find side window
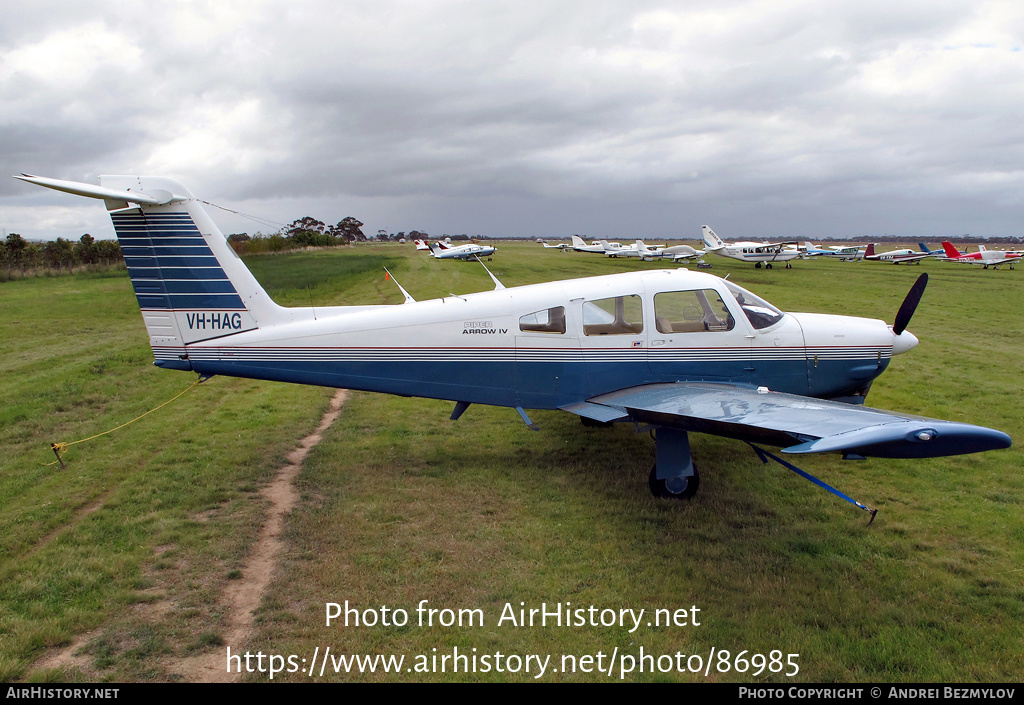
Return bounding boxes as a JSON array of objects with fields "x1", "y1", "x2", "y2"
[
  {"x1": 519, "y1": 306, "x2": 566, "y2": 334},
  {"x1": 582, "y1": 295, "x2": 643, "y2": 336},
  {"x1": 654, "y1": 289, "x2": 735, "y2": 333}
]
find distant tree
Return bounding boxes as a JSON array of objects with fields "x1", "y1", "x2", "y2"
[
  {"x1": 6, "y1": 233, "x2": 27, "y2": 275},
  {"x1": 329, "y1": 217, "x2": 365, "y2": 243},
  {"x1": 74, "y1": 233, "x2": 98, "y2": 265},
  {"x1": 95, "y1": 239, "x2": 122, "y2": 265},
  {"x1": 287, "y1": 217, "x2": 326, "y2": 236},
  {"x1": 43, "y1": 237, "x2": 75, "y2": 273}
]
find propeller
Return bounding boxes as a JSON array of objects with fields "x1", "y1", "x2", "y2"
[{"x1": 893, "y1": 273, "x2": 928, "y2": 336}]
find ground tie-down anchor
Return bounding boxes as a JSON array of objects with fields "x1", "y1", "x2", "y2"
[{"x1": 747, "y1": 443, "x2": 878, "y2": 526}]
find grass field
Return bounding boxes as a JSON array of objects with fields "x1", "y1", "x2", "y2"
[{"x1": 1, "y1": 242, "x2": 1021, "y2": 682}]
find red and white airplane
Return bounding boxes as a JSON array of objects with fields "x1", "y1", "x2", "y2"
[{"x1": 941, "y1": 242, "x2": 1020, "y2": 270}]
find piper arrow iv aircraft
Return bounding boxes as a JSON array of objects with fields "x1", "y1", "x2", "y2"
[
  {"x1": 15, "y1": 174, "x2": 1012, "y2": 519},
  {"x1": 702, "y1": 226, "x2": 801, "y2": 269}
]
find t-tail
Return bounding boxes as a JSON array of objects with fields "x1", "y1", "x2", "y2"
[
  {"x1": 701, "y1": 225, "x2": 725, "y2": 250},
  {"x1": 13, "y1": 174, "x2": 294, "y2": 371}
]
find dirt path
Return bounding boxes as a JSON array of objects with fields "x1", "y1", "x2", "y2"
[
  {"x1": 171, "y1": 389, "x2": 348, "y2": 682},
  {"x1": 34, "y1": 389, "x2": 348, "y2": 681}
]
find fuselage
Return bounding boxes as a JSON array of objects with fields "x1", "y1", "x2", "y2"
[
  {"x1": 707, "y1": 242, "x2": 801, "y2": 264},
  {"x1": 163, "y1": 269, "x2": 900, "y2": 410}
]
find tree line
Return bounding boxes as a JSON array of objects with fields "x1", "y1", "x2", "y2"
[
  {"x1": 1, "y1": 233, "x2": 123, "y2": 279},
  {"x1": 228, "y1": 216, "x2": 368, "y2": 254}
]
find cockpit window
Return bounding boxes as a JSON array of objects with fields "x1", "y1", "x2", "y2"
[
  {"x1": 519, "y1": 306, "x2": 566, "y2": 334},
  {"x1": 654, "y1": 290, "x2": 734, "y2": 332},
  {"x1": 724, "y1": 281, "x2": 784, "y2": 330},
  {"x1": 582, "y1": 295, "x2": 643, "y2": 335}
]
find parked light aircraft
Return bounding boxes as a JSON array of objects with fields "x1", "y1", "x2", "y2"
[
  {"x1": 428, "y1": 240, "x2": 496, "y2": 260},
  {"x1": 540, "y1": 240, "x2": 574, "y2": 250},
  {"x1": 15, "y1": 174, "x2": 1012, "y2": 518},
  {"x1": 612, "y1": 240, "x2": 706, "y2": 263},
  {"x1": 917, "y1": 243, "x2": 946, "y2": 260},
  {"x1": 863, "y1": 244, "x2": 930, "y2": 265},
  {"x1": 797, "y1": 243, "x2": 864, "y2": 261},
  {"x1": 569, "y1": 235, "x2": 624, "y2": 254},
  {"x1": 941, "y1": 242, "x2": 1020, "y2": 270},
  {"x1": 702, "y1": 226, "x2": 800, "y2": 269}
]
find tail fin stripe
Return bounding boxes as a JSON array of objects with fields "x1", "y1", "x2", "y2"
[
  {"x1": 127, "y1": 267, "x2": 230, "y2": 281},
  {"x1": 111, "y1": 210, "x2": 244, "y2": 310}
]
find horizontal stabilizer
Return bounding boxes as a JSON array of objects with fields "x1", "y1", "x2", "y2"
[{"x1": 13, "y1": 174, "x2": 184, "y2": 206}]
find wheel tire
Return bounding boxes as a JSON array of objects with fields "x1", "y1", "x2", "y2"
[{"x1": 649, "y1": 463, "x2": 700, "y2": 500}]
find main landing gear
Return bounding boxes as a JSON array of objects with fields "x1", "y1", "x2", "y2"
[{"x1": 649, "y1": 427, "x2": 700, "y2": 500}]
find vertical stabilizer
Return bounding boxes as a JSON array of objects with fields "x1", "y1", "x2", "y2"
[
  {"x1": 14, "y1": 174, "x2": 293, "y2": 371},
  {"x1": 701, "y1": 225, "x2": 725, "y2": 250}
]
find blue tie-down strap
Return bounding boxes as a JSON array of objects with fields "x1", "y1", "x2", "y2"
[{"x1": 747, "y1": 443, "x2": 878, "y2": 526}]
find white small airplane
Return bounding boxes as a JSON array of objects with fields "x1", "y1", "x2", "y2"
[
  {"x1": 428, "y1": 240, "x2": 496, "y2": 260},
  {"x1": 569, "y1": 235, "x2": 624, "y2": 254},
  {"x1": 702, "y1": 226, "x2": 801, "y2": 269},
  {"x1": 941, "y1": 242, "x2": 1020, "y2": 270},
  {"x1": 797, "y1": 242, "x2": 865, "y2": 260},
  {"x1": 539, "y1": 240, "x2": 574, "y2": 250},
  {"x1": 863, "y1": 244, "x2": 930, "y2": 265},
  {"x1": 610, "y1": 240, "x2": 705, "y2": 263},
  {"x1": 15, "y1": 173, "x2": 1012, "y2": 519}
]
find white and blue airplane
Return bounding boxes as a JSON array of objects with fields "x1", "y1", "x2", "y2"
[
  {"x1": 15, "y1": 174, "x2": 1012, "y2": 518},
  {"x1": 427, "y1": 240, "x2": 496, "y2": 260},
  {"x1": 702, "y1": 226, "x2": 801, "y2": 269}
]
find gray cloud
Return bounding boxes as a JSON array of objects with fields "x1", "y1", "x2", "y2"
[{"x1": 4, "y1": 1, "x2": 1024, "y2": 240}]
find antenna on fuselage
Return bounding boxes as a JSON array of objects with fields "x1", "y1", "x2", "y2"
[
  {"x1": 383, "y1": 267, "x2": 416, "y2": 304},
  {"x1": 474, "y1": 257, "x2": 505, "y2": 290}
]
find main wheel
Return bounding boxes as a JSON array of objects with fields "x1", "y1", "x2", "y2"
[{"x1": 649, "y1": 463, "x2": 700, "y2": 500}]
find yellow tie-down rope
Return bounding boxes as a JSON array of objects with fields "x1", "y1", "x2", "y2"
[{"x1": 47, "y1": 375, "x2": 207, "y2": 468}]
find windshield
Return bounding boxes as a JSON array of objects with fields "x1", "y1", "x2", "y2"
[{"x1": 723, "y1": 281, "x2": 785, "y2": 330}]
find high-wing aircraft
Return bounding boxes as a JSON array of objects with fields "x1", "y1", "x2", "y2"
[
  {"x1": 941, "y1": 242, "x2": 1020, "y2": 269},
  {"x1": 612, "y1": 240, "x2": 706, "y2": 263},
  {"x1": 702, "y1": 226, "x2": 800, "y2": 268},
  {"x1": 823, "y1": 245, "x2": 866, "y2": 261},
  {"x1": 540, "y1": 240, "x2": 574, "y2": 250},
  {"x1": 863, "y1": 243, "x2": 930, "y2": 265},
  {"x1": 15, "y1": 174, "x2": 1012, "y2": 519},
  {"x1": 428, "y1": 240, "x2": 496, "y2": 260}
]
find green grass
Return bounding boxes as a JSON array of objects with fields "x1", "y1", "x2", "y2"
[{"x1": 2, "y1": 241, "x2": 1021, "y2": 682}]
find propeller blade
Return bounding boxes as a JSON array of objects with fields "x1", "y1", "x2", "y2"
[{"x1": 893, "y1": 273, "x2": 928, "y2": 335}]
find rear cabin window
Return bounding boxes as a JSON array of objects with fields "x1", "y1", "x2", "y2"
[
  {"x1": 654, "y1": 289, "x2": 734, "y2": 333},
  {"x1": 519, "y1": 306, "x2": 566, "y2": 334},
  {"x1": 582, "y1": 295, "x2": 643, "y2": 336}
]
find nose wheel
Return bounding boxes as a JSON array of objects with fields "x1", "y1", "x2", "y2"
[{"x1": 649, "y1": 463, "x2": 700, "y2": 499}]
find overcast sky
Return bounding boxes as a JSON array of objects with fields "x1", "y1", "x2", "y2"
[{"x1": 3, "y1": 1, "x2": 1023, "y2": 241}]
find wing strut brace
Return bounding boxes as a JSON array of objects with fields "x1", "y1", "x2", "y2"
[{"x1": 747, "y1": 444, "x2": 878, "y2": 526}]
